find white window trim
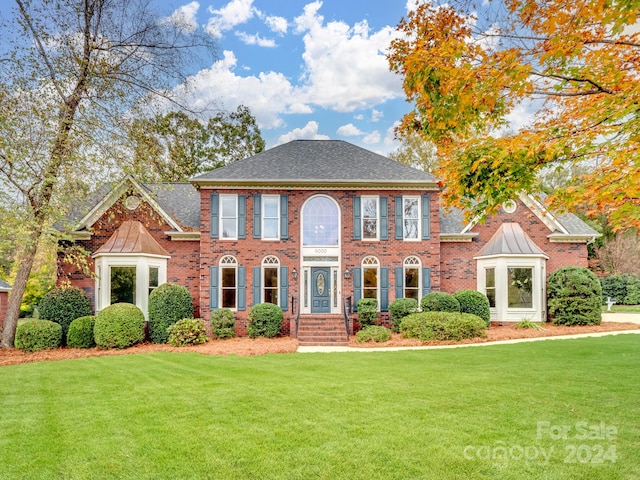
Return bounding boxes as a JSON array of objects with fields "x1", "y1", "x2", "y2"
[
  {"x1": 362, "y1": 255, "x2": 381, "y2": 310},
  {"x1": 220, "y1": 255, "x2": 238, "y2": 311},
  {"x1": 262, "y1": 195, "x2": 280, "y2": 241},
  {"x1": 361, "y1": 195, "x2": 380, "y2": 241},
  {"x1": 220, "y1": 194, "x2": 238, "y2": 240},
  {"x1": 262, "y1": 255, "x2": 280, "y2": 304},
  {"x1": 403, "y1": 196, "x2": 421, "y2": 241}
]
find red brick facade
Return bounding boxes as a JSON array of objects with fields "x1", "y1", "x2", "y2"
[{"x1": 0, "y1": 291, "x2": 8, "y2": 330}]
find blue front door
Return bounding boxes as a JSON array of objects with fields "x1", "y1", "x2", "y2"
[{"x1": 311, "y1": 267, "x2": 331, "y2": 313}]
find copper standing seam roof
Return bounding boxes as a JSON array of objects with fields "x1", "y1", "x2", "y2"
[
  {"x1": 94, "y1": 221, "x2": 170, "y2": 257},
  {"x1": 475, "y1": 222, "x2": 548, "y2": 258}
]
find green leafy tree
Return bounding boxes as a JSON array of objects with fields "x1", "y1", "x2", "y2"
[{"x1": 0, "y1": 0, "x2": 215, "y2": 349}]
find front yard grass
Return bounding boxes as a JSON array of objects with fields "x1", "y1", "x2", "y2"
[{"x1": 1, "y1": 334, "x2": 639, "y2": 479}]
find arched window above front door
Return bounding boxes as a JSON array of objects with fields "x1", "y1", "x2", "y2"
[{"x1": 302, "y1": 196, "x2": 339, "y2": 246}]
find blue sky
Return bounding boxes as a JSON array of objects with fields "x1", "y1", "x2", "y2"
[{"x1": 161, "y1": 0, "x2": 413, "y2": 153}]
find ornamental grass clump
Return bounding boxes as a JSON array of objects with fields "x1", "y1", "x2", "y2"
[
  {"x1": 148, "y1": 283, "x2": 194, "y2": 343},
  {"x1": 14, "y1": 320, "x2": 62, "y2": 352},
  {"x1": 38, "y1": 286, "x2": 91, "y2": 344},
  {"x1": 94, "y1": 303, "x2": 145, "y2": 349},
  {"x1": 247, "y1": 303, "x2": 283, "y2": 338},
  {"x1": 66, "y1": 315, "x2": 96, "y2": 348}
]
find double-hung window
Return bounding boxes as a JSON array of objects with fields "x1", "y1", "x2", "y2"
[
  {"x1": 262, "y1": 195, "x2": 280, "y2": 240},
  {"x1": 220, "y1": 195, "x2": 238, "y2": 239},
  {"x1": 403, "y1": 257, "x2": 421, "y2": 301},
  {"x1": 262, "y1": 256, "x2": 279, "y2": 304},
  {"x1": 361, "y1": 196, "x2": 379, "y2": 240},
  {"x1": 362, "y1": 256, "x2": 380, "y2": 302},
  {"x1": 403, "y1": 196, "x2": 420, "y2": 240},
  {"x1": 220, "y1": 255, "x2": 238, "y2": 309}
]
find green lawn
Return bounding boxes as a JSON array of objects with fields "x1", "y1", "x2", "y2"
[
  {"x1": 1, "y1": 335, "x2": 639, "y2": 479},
  {"x1": 602, "y1": 304, "x2": 640, "y2": 313}
]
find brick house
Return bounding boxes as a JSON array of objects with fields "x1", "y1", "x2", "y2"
[
  {"x1": 0, "y1": 279, "x2": 11, "y2": 330},
  {"x1": 58, "y1": 140, "x2": 599, "y2": 342}
]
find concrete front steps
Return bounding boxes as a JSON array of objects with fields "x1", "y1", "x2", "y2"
[{"x1": 297, "y1": 314, "x2": 349, "y2": 346}]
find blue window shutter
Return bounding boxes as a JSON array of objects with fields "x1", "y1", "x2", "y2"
[
  {"x1": 210, "y1": 194, "x2": 219, "y2": 239},
  {"x1": 394, "y1": 267, "x2": 404, "y2": 300},
  {"x1": 381, "y1": 267, "x2": 389, "y2": 312},
  {"x1": 380, "y1": 197, "x2": 388, "y2": 240},
  {"x1": 253, "y1": 267, "x2": 261, "y2": 305},
  {"x1": 395, "y1": 196, "x2": 403, "y2": 239},
  {"x1": 238, "y1": 195, "x2": 246, "y2": 239},
  {"x1": 238, "y1": 266, "x2": 246, "y2": 310},
  {"x1": 210, "y1": 266, "x2": 219, "y2": 309},
  {"x1": 253, "y1": 195, "x2": 261, "y2": 238},
  {"x1": 421, "y1": 195, "x2": 430, "y2": 240},
  {"x1": 280, "y1": 195, "x2": 289, "y2": 239},
  {"x1": 279, "y1": 266, "x2": 289, "y2": 311},
  {"x1": 353, "y1": 197, "x2": 361, "y2": 240},
  {"x1": 353, "y1": 267, "x2": 362, "y2": 311},
  {"x1": 422, "y1": 267, "x2": 432, "y2": 296}
]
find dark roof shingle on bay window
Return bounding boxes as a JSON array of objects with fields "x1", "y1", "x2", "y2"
[{"x1": 191, "y1": 140, "x2": 438, "y2": 188}]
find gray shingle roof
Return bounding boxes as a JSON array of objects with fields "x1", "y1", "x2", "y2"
[
  {"x1": 191, "y1": 140, "x2": 437, "y2": 186},
  {"x1": 142, "y1": 183, "x2": 200, "y2": 230},
  {"x1": 0, "y1": 279, "x2": 12, "y2": 290}
]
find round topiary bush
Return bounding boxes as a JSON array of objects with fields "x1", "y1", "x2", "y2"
[
  {"x1": 66, "y1": 315, "x2": 96, "y2": 348},
  {"x1": 400, "y1": 311, "x2": 487, "y2": 341},
  {"x1": 211, "y1": 308, "x2": 236, "y2": 339},
  {"x1": 38, "y1": 286, "x2": 91, "y2": 343},
  {"x1": 356, "y1": 298, "x2": 379, "y2": 327},
  {"x1": 94, "y1": 303, "x2": 145, "y2": 349},
  {"x1": 453, "y1": 290, "x2": 491, "y2": 326},
  {"x1": 15, "y1": 320, "x2": 62, "y2": 352},
  {"x1": 148, "y1": 283, "x2": 194, "y2": 343},
  {"x1": 420, "y1": 292, "x2": 460, "y2": 313},
  {"x1": 356, "y1": 325, "x2": 392, "y2": 343},
  {"x1": 167, "y1": 318, "x2": 208, "y2": 347},
  {"x1": 548, "y1": 266, "x2": 602, "y2": 326},
  {"x1": 389, "y1": 298, "x2": 419, "y2": 333},
  {"x1": 247, "y1": 303, "x2": 283, "y2": 338}
]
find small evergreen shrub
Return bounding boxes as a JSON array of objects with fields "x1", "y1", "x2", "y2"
[
  {"x1": 167, "y1": 318, "x2": 208, "y2": 347},
  {"x1": 453, "y1": 290, "x2": 491, "y2": 326},
  {"x1": 211, "y1": 308, "x2": 236, "y2": 339},
  {"x1": 389, "y1": 298, "x2": 419, "y2": 333},
  {"x1": 94, "y1": 303, "x2": 145, "y2": 349},
  {"x1": 148, "y1": 283, "x2": 194, "y2": 343},
  {"x1": 599, "y1": 274, "x2": 634, "y2": 304},
  {"x1": 548, "y1": 266, "x2": 602, "y2": 326},
  {"x1": 356, "y1": 325, "x2": 392, "y2": 343},
  {"x1": 15, "y1": 320, "x2": 62, "y2": 352},
  {"x1": 400, "y1": 311, "x2": 487, "y2": 342},
  {"x1": 38, "y1": 286, "x2": 91, "y2": 343},
  {"x1": 66, "y1": 315, "x2": 96, "y2": 348},
  {"x1": 247, "y1": 303, "x2": 283, "y2": 338},
  {"x1": 420, "y1": 292, "x2": 460, "y2": 313},
  {"x1": 624, "y1": 276, "x2": 640, "y2": 305},
  {"x1": 357, "y1": 298, "x2": 379, "y2": 327}
]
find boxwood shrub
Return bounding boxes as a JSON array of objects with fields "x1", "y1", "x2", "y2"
[
  {"x1": 453, "y1": 290, "x2": 491, "y2": 326},
  {"x1": 148, "y1": 283, "x2": 194, "y2": 343},
  {"x1": 94, "y1": 303, "x2": 145, "y2": 349},
  {"x1": 420, "y1": 292, "x2": 460, "y2": 313},
  {"x1": 400, "y1": 311, "x2": 487, "y2": 342},
  {"x1": 66, "y1": 315, "x2": 96, "y2": 348},
  {"x1": 38, "y1": 286, "x2": 91, "y2": 343},
  {"x1": 356, "y1": 325, "x2": 392, "y2": 343},
  {"x1": 389, "y1": 298, "x2": 419, "y2": 333},
  {"x1": 356, "y1": 298, "x2": 379, "y2": 327},
  {"x1": 548, "y1": 266, "x2": 602, "y2": 326},
  {"x1": 247, "y1": 303, "x2": 283, "y2": 338},
  {"x1": 15, "y1": 320, "x2": 62, "y2": 352},
  {"x1": 167, "y1": 318, "x2": 208, "y2": 347},
  {"x1": 211, "y1": 308, "x2": 236, "y2": 339}
]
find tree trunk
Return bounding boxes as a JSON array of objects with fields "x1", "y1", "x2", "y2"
[{"x1": 1, "y1": 245, "x2": 37, "y2": 349}]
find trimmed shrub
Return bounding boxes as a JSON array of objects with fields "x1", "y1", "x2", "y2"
[
  {"x1": 38, "y1": 286, "x2": 91, "y2": 343},
  {"x1": 211, "y1": 308, "x2": 236, "y2": 339},
  {"x1": 94, "y1": 303, "x2": 145, "y2": 349},
  {"x1": 67, "y1": 315, "x2": 96, "y2": 348},
  {"x1": 356, "y1": 325, "x2": 392, "y2": 343},
  {"x1": 453, "y1": 290, "x2": 491, "y2": 326},
  {"x1": 389, "y1": 298, "x2": 419, "y2": 333},
  {"x1": 167, "y1": 318, "x2": 208, "y2": 347},
  {"x1": 420, "y1": 292, "x2": 460, "y2": 313},
  {"x1": 599, "y1": 274, "x2": 633, "y2": 304},
  {"x1": 15, "y1": 320, "x2": 62, "y2": 352},
  {"x1": 148, "y1": 283, "x2": 194, "y2": 343},
  {"x1": 400, "y1": 311, "x2": 487, "y2": 342},
  {"x1": 548, "y1": 267, "x2": 602, "y2": 326},
  {"x1": 247, "y1": 303, "x2": 283, "y2": 338},
  {"x1": 357, "y1": 298, "x2": 379, "y2": 327},
  {"x1": 624, "y1": 276, "x2": 640, "y2": 305}
]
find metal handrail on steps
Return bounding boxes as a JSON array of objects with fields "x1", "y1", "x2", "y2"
[
  {"x1": 343, "y1": 296, "x2": 352, "y2": 340},
  {"x1": 292, "y1": 295, "x2": 300, "y2": 338}
]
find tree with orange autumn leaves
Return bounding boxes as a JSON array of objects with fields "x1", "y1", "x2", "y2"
[{"x1": 388, "y1": 0, "x2": 640, "y2": 230}]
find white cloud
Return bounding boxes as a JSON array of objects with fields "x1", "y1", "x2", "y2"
[
  {"x1": 336, "y1": 123, "x2": 362, "y2": 136},
  {"x1": 363, "y1": 130, "x2": 381, "y2": 144},
  {"x1": 166, "y1": 1, "x2": 200, "y2": 33},
  {"x1": 385, "y1": 122, "x2": 401, "y2": 145},
  {"x1": 265, "y1": 15, "x2": 288, "y2": 35},
  {"x1": 278, "y1": 121, "x2": 329, "y2": 143},
  {"x1": 236, "y1": 31, "x2": 277, "y2": 47},
  {"x1": 371, "y1": 109, "x2": 383, "y2": 122},
  {"x1": 206, "y1": 0, "x2": 258, "y2": 38}
]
